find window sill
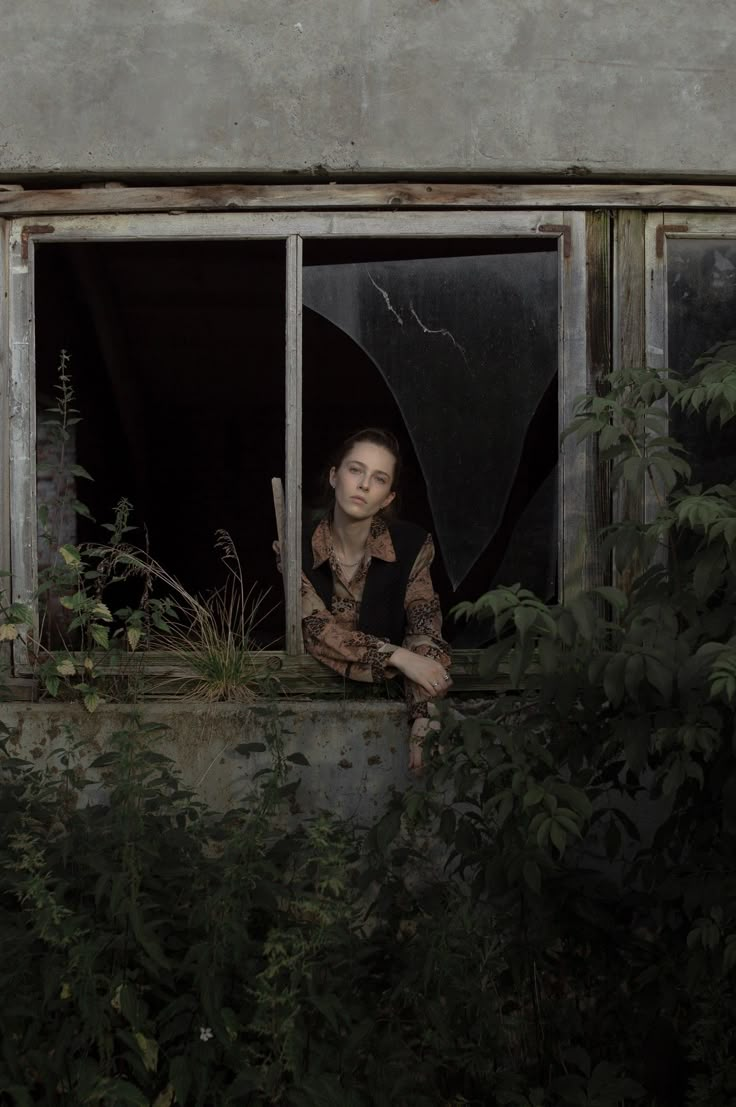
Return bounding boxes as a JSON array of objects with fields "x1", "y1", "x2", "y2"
[{"x1": 6, "y1": 648, "x2": 501, "y2": 701}]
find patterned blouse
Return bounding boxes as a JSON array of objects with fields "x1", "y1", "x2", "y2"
[{"x1": 301, "y1": 515, "x2": 451, "y2": 721}]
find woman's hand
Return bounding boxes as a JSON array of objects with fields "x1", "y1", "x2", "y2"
[{"x1": 389, "y1": 647, "x2": 452, "y2": 698}]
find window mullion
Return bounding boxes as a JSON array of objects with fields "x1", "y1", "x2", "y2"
[
  {"x1": 8, "y1": 227, "x2": 38, "y2": 670},
  {"x1": 284, "y1": 234, "x2": 304, "y2": 654},
  {"x1": 559, "y1": 211, "x2": 588, "y2": 600},
  {"x1": 0, "y1": 219, "x2": 10, "y2": 585},
  {"x1": 644, "y1": 214, "x2": 666, "y2": 528}
]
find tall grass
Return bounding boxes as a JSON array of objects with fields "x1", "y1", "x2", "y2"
[{"x1": 119, "y1": 531, "x2": 276, "y2": 702}]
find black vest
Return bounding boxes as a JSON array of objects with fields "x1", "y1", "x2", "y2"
[{"x1": 303, "y1": 518, "x2": 427, "y2": 645}]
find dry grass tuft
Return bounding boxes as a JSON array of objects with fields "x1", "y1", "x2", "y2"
[{"x1": 118, "y1": 531, "x2": 276, "y2": 702}]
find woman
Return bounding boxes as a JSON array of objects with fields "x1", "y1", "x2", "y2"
[{"x1": 298, "y1": 428, "x2": 451, "y2": 770}]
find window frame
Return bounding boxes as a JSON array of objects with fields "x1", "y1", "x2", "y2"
[
  {"x1": 645, "y1": 212, "x2": 736, "y2": 372},
  {"x1": 3, "y1": 208, "x2": 589, "y2": 679},
  {"x1": 643, "y1": 213, "x2": 736, "y2": 522}
]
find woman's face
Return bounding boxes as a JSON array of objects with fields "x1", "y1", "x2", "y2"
[{"x1": 330, "y1": 441, "x2": 397, "y2": 521}]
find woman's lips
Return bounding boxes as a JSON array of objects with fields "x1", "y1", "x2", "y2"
[{"x1": 350, "y1": 496, "x2": 367, "y2": 504}]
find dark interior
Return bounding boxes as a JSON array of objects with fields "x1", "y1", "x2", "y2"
[{"x1": 35, "y1": 238, "x2": 559, "y2": 649}]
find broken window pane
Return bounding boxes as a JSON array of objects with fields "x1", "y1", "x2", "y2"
[
  {"x1": 302, "y1": 239, "x2": 559, "y2": 640},
  {"x1": 667, "y1": 239, "x2": 736, "y2": 485}
]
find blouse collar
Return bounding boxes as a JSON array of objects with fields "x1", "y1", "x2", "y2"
[{"x1": 310, "y1": 514, "x2": 396, "y2": 569}]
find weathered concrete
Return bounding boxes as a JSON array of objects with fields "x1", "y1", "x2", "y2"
[
  {"x1": 1, "y1": 0, "x2": 734, "y2": 179},
  {"x1": 0, "y1": 700, "x2": 411, "y2": 820}
]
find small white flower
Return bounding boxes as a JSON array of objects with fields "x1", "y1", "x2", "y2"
[{"x1": 199, "y1": 1026, "x2": 214, "y2": 1042}]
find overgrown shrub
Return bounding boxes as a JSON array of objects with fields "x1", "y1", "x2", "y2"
[
  {"x1": 398, "y1": 351, "x2": 736, "y2": 1104},
  {"x1": 3, "y1": 354, "x2": 736, "y2": 1105}
]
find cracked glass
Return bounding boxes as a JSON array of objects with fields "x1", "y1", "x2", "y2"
[{"x1": 302, "y1": 239, "x2": 559, "y2": 638}]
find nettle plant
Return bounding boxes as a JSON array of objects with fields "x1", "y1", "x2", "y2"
[
  {"x1": 381, "y1": 351, "x2": 736, "y2": 1104},
  {"x1": 0, "y1": 352, "x2": 164, "y2": 709},
  {"x1": 34, "y1": 496, "x2": 171, "y2": 712}
]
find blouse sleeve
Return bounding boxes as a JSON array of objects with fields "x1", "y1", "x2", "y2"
[
  {"x1": 301, "y1": 572, "x2": 398, "y2": 684},
  {"x1": 402, "y1": 534, "x2": 452, "y2": 721}
]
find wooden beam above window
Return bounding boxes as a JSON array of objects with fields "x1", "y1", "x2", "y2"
[{"x1": 3, "y1": 182, "x2": 736, "y2": 218}]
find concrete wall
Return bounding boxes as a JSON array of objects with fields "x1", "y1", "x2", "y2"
[
  {"x1": 1, "y1": 0, "x2": 733, "y2": 179},
  {"x1": 0, "y1": 700, "x2": 413, "y2": 820}
]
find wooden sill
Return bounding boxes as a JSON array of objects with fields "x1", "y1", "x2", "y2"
[{"x1": 5, "y1": 648, "x2": 502, "y2": 702}]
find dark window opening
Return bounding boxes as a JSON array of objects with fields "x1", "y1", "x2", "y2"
[
  {"x1": 34, "y1": 241, "x2": 286, "y2": 648},
  {"x1": 668, "y1": 238, "x2": 736, "y2": 487}
]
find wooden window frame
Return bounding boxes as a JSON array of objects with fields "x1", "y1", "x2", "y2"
[
  {"x1": 640, "y1": 214, "x2": 736, "y2": 524},
  {"x1": 2, "y1": 206, "x2": 592, "y2": 691},
  {"x1": 645, "y1": 211, "x2": 736, "y2": 371}
]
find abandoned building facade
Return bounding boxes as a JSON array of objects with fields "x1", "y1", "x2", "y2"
[{"x1": 2, "y1": 0, "x2": 736, "y2": 811}]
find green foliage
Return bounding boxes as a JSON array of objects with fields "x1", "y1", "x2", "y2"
[
  {"x1": 3, "y1": 353, "x2": 273, "y2": 710},
  {"x1": 442, "y1": 355, "x2": 736, "y2": 1104},
  {"x1": 5, "y1": 354, "x2": 736, "y2": 1103},
  {"x1": 113, "y1": 531, "x2": 276, "y2": 703}
]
